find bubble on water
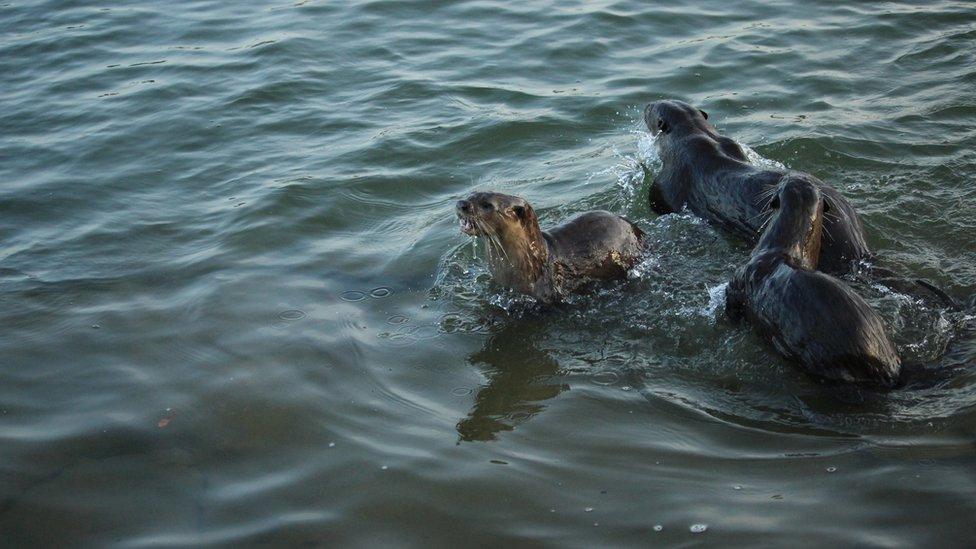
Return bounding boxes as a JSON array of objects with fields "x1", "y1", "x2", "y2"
[
  {"x1": 653, "y1": 525, "x2": 663, "y2": 532},
  {"x1": 328, "y1": 442, "x2": 335, "y2": 448},
  {"x1": 585, "y1": 507, "x2": 594, "y2": 513},
  {"x1": 277, "y1": 309, "x2": 307, "y2": 321},
  {"x1": 826, "y1": 466, "x2": 837, "y2": 473},
  {"x1": 438, "y1": 312, "x2": 462, "y2": 333},
  {"x1": 621, "y1": 385, "x2": 632, "y2": 391},
  {"x1": 451, "y1": 387, "x2": 473, "y2": 396},
  {"x1": 370, "y1": 287, "x2": 392, "y2": 298},
  {"x1": 381, "y1": 465, "x2": 388, "y2": 470},
  {"x1": 690, "y1": 523, "x2": 708, "y2": 534},
  {"x1": 733, "y1": 485, "x2": 742, "y2": 490},
  {"x1": 384, "y1": 331, "x2": 418, "y2": 347},
  {"x1": 340, "y1": 290, "x2": 366, "y2": 302},
  {"x1": 591, "y1": 371, "x2": 620, "y2": 386},
  {"x1": 387, "y1": 314, "x2": 408, "y2": 325}
]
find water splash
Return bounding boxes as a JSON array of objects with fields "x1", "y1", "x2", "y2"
[
  {"x1": 705, "y1": 282, "x2": 729, "y2": 321},
  {"x1": 627, "y1": 249, "x2": 660, "y2": 280},
  {"x1": 740, "y1": 142, "x2": 787, "y2": 170}
]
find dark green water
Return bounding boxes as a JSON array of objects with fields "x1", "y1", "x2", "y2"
[{"x1": 2, "y1": 1, "x2": 975, "y2": 546}]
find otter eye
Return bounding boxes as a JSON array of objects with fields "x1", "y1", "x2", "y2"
[
  {"x1": 770, "y1": 196, "x2": 780, "y2": 209},
  {"x1": 657, "y1": 119, "x2": 670, "y2": 134},
  {"x1": 511, "y1": 205, "x2": 525, "y2": 218},
  {"x1": 699, "y1": 109, "x2": 708, "y2": 120},
  {"x1": 481, "y1": 201, "x2": 493, "y2": 211},
  {"x1": 823, "y1": 200, "x2": 831, "y2": 213}
]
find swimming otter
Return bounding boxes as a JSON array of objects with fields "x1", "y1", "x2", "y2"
[
  {"x1": 456, "y1": 192, "x2": 645, "y2": 303},
  {"x1": 643, "y1": 99, "x2": 869, "y2": 274},
  {"x1": 725, "y1": 176, "x2": 901, "y2": 387}
]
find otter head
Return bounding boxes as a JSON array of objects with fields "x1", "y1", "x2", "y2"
[
  {"x1": 456, "y1": 191, "x2": 538, "y2": 241},
  {"x1": 456, "y1": 192, "x2": 549, "y2": 287},
  {"x1": 643, "y1": 99, "x2": 711, "y2": 138},
  {"x1": 757, "y1": 178, "x2": 829, "y2": 269},
  {"x1": 455, "y1": 192, "x2": 549, "y2": 285}
]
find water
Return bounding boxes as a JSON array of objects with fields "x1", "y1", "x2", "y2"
[{"x1": 2, "y1": 1, "x2": 975, "y2": 546}]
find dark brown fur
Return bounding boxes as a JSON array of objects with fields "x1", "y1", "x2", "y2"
[
  {"x1": 456, "y1": 192, "x2": 645, "y2": 303},
  {"x1": 726, "y1": 177, "x2": 901, "y2": 387}
]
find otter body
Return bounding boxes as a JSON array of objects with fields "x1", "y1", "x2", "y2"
[
  {"x1": 726, "y1": 177, "x2": 900, "y2": 387},
  {"x1": 457, "y1": 192, "x2": 644, "y2": 303},
  {"x1": 644, "y1": 100, "x2": 870, "y2": 274}
]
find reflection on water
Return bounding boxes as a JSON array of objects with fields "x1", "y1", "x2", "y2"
[
  {"x1": 2, "y1": 0, "x2": 976, "y2": 545},
  {"x1": 457, "y1": 320, "x2": 568, "y2": 442}
]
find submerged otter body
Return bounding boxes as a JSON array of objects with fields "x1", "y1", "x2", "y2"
[
  {"x1": 726, "y1": 177, "x2": 901, "y2": 387},
  {"x1": 456, "y1": 192, "x2": 644, "y2": 303},
  {"x1": 644, "y1": 100, "x2": 870, "y2": 274}
]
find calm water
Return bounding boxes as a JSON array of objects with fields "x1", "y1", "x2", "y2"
[{"x1": 2, "y1": 1, "x2": 975, "y2": 546}]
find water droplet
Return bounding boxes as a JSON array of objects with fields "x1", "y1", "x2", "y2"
[
  {"x1": 826, "y1": 466, "x2": 836, "y2": 473},
  {"x1": 328, "y1": 442, "x2": 335, "y2": 448},
  {"x1": 277, "y1": 309, "x2": 307, "y2": 321},
  {"x1": 370, "y1": 287, "x2": 392, "y2": 298},
  {"x1": 91, "y1": 324, "x2": 100, "y2": 329},
  {"x1": 550, "y1": 508, "x2": 555, "y2": 513},
  {"x1": 585, "y1": 507, "x2": 594, "y2": 513},
  {"x1": 690, "y1": 523, "x2": 708, "y2": 533},
  {"x1": 340, "y1": 290, "x2": 366, "y2": 302},
  {"x1": 653, "y1": 524, "x2": 663, "y2": 532},
  {"x1": 621, "y1": 385, "x2": 632, "y2": 391},
  {"x1": 381, "y1": 465, "x2": 388, "y2": 470},
  {"x1": 733, "y1": 485, "x2": 742, "y2": 490}
]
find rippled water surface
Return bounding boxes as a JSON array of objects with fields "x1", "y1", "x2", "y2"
[{"x1": 2, "y1": 1, "x2": 976, "y2": 546}]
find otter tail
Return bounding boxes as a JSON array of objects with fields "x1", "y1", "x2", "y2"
[
  {"x1": 867, "y1": 264, "x2": 964, "y2": 311},
  {"x1": 914, "y1": 279, "x2": 964, "y2": 311}
]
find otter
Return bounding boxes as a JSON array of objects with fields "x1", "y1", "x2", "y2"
[
  {"x1": 725, "y1": 176, "x2": 901, "y2": 387},
  {"x1": 456, "y1": 192, "x2": 645, "y2": 303},
  {"x1": 643, "y1": 99, "x2": 869, "y2": 274}
]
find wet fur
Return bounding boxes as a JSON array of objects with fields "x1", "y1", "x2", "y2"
[
  {"x1": 457, "y1": 192, "x2": 645, "y2": 304},
  {"x1": 644, "y1": 99, "x2": 870, "y2": 274},
  {"x1": 726, "y1": 177, "x2": 901, "y2": 387}
]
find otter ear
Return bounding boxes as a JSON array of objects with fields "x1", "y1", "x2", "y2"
[
  {"x1": 657, "y1": 118, "x2": 670, "y2": 134},
  {"x1": 699, "y1": 109, "x2": 708, "y2": 120},
  {"x1": 511, "y1": 205, "x2": 526, "y2": 219},
  {"x1": 511, "y1": 203, "x2": 534, "y2": 224}
]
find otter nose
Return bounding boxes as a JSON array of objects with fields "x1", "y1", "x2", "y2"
[{"x1": 456, "y1": 200, "x2": 471, "y2": 213}]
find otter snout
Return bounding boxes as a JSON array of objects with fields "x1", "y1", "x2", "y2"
[
  {"x1": 643, "y1": 103, "x2": 658, "y2": 134},
  {"x1": 456, "y1": 199, "x2": 477, "y2": 235}
]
